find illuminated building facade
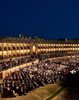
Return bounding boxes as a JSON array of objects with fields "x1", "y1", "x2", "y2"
[{"x1": 0, "y1": 38, "x2": 79, "y2": 59}]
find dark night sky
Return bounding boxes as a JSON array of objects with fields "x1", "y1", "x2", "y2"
[{"x1": 0, "y1": 0, "x2": 79, "y2": 39}]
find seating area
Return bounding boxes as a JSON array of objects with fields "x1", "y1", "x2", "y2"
[
  {"x1": 0, "y1": 55, "x2": 79, "y2": 98},
  {"x1": 0, "y1": 56, "x2": 34, "y2": 71}
]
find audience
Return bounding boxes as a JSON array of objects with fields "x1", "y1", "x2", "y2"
[
  {"x1": 0, "y1": 55, "x2": 79, "y2": 98},
  {"x1": 0, "y1": 56, "x2": 34, "y2": 71}
]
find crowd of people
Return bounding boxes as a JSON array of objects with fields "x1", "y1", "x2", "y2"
[
  {"x1": 0, "y1": 56, "x2": 34, "y2": 71},
  {"x1": 0, "y1": 55, "x2": 79, "y2": 98}
]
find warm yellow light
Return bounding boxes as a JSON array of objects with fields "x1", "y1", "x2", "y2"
[
  {"x1": 0, "y1": 51, "x2": 2, "y2": 55},
  {"x1": 3, "y1": 51, "x2": 7, "y2": 55},
  {"x1": 33, "y1": 46, "x2": 36, "y2": 52}
]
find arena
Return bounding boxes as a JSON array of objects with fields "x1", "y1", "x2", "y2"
[{"x1": 0, "y1": 37, "x2": 79, "y2": 100}]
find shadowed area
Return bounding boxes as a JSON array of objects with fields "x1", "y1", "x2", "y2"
[
  {"x1": 53, "y1": 88, "x2": 79, "y2": 100},
  {"x1": 53, "y1": 71, "x2": 79, "y2": 100}
]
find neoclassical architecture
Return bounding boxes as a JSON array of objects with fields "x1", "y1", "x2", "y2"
[{"x1": 0, "y1": 37, "x2": 79, "y2": 59}]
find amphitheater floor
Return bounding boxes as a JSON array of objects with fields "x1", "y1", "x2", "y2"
[
  {"x1": 0, "y1": 83, "x2": 60, "y2": 100},
  {"x1": 52, "y1": 87, "x2": 79, "y2": 100}
]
